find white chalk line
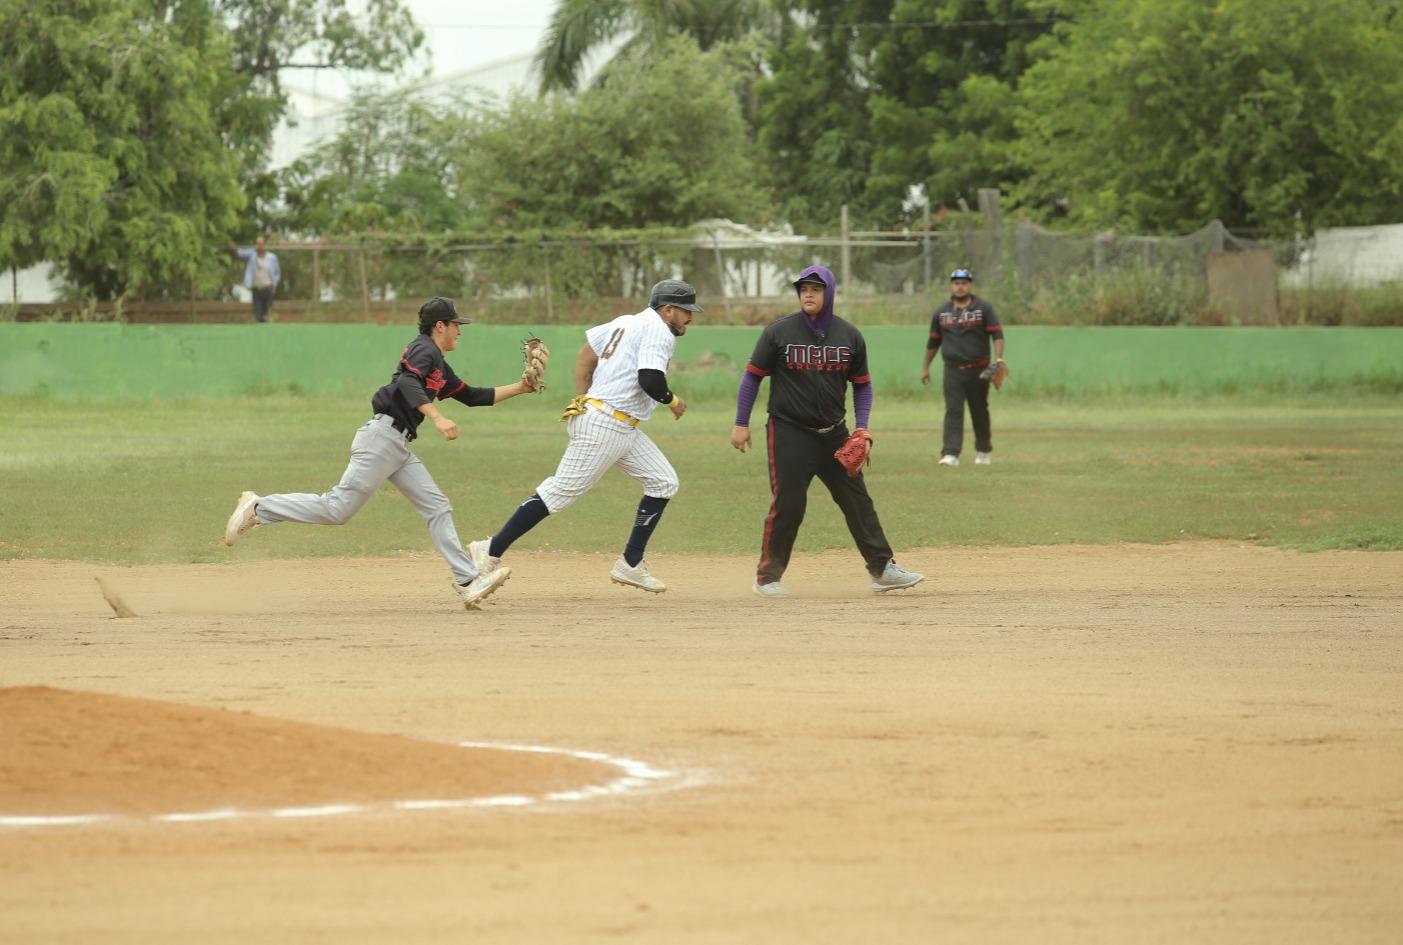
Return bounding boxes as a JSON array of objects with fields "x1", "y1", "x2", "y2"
[{"x1": 1, "y1": 740, "x2": 701, "y2": 829}]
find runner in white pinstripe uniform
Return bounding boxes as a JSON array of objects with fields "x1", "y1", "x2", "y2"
[{"x1": 468, "y1": 280, "x2": 701, "y2": 594}]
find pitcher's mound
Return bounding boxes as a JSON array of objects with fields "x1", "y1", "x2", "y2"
[{"x1": 0, "y1": 687, "x2": 616, "y2": 818}]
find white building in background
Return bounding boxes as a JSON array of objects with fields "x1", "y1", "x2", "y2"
[
  {"x1": 271, "y1": 51, "x2": 537, "y2": 170},
  {"x1": 1280, "y1": 223, "x2": 1403, "y2": 288}
]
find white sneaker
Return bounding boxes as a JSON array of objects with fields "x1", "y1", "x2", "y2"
[
  {"x1": 457, "y1": 566, "x2": 511, "y2": 609},
  {"x1": 468, "y1": 538, "x2": 501, "y2": 576},
  {"x1": 872, "y1": 561, "x2": 924, "y2": 593},
  {"x1": 223, "y1": 491, "x2": 261, "y2": 546},
  {"x1": 753, "y1": 581, "x2": 790, "y2": 598},
  {"x1": 974, "y1": 451, "x2": 992, "y2": 465},
  {"x1": 611, "y1": 557, "x2": 666, "y2": 593},
  {"x1": 938, "y1": 455, "x2": 960, "y2": 467}
]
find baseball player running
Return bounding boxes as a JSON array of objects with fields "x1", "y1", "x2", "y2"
[
  {"x1": 467, "y1": 280, "x2": 701, "y2": 594},
  {"x1": 221, "y1": 298, "x2": 547, "y2": 609},
  {"x1": 730, "y1": 265, "x2": 924, "y2": 598}
]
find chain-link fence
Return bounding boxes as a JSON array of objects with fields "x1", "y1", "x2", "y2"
[{"x1": 11, "y1": 218, "x2": 1400, "y2": 325}]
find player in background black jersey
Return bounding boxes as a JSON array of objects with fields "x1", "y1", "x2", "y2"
[
  {"x1": 921, "y1": 268, "x2": 1006, "y2": 466},
  {"x1": 730, "y1": 265, "x2": 924, "y2": 598}
]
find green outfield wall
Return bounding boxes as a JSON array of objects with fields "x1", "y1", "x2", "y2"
[{"x1": 2, "y1": 324, "x2": 1400, "y2": 401}]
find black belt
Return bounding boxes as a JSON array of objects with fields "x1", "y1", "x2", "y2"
[{"x1": 373, "y1": 413, "x2": 412, "y2": 435}]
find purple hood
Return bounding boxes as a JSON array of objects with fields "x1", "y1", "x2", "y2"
[{"x1": 792, "y1": 264, "x2": 836, "y2": 339}]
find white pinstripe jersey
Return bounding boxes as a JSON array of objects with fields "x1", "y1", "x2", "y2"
[{"x1": 584, "y1": 308, "x2": 676, "y2": 421}]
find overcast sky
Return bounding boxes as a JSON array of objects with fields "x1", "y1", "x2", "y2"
[
  {"x1": 404, "y1": 0, "x2": 558, "y2": 76},
  {"x1": 287, "y1": 0, "x2": 559, "y2": 101}
]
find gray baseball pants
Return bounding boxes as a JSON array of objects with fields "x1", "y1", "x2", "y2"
[{"x1": 255, "y1": 414, "x2": 477, "y2": 585}]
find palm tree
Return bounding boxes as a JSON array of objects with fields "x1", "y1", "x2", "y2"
[{"x1": 535, "y1": 0, "x2": 770, "y2": 93}]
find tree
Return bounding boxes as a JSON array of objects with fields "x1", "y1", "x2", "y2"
[
  {"x1": 275, "y1": 89, "x2": 474, "y2": 300},
  {"x1": 536, "y1": 0, "x2": 770, "y2": 92},
  {"x1": 0, "y1": 0, "x2": 424, "y2": 300},
  {"x1": 1011, "y1": 0, "x2": 1403, "y2": 236},
  {"x1": 214, "y1": 0, "x2": 425, "y2": 230},
  {"x1": 462, "y1": 36, "x2": 770, "y2": 230},
  {"x1": 0, "y1": 0, "x2": 247, "y2": 300},
  {"x1": 755, "y1": 0, "x2": 1057, "y2": 230},
  {"x1": 277, "y1": 90, "x2": 470, "y2": 237}
]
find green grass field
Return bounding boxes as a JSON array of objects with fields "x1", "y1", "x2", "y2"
[{"x1": 2, "y1": 394, "x2": 1399, "y2": 564}]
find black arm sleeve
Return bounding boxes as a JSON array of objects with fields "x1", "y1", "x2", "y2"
[
  {"x1": 637, "y1": 368, "x2": 673, "y2": 404},
  {"x1": 449, "y1": 385, "x2": 496, "y2": 408}
]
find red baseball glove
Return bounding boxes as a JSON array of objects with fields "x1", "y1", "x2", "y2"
[
  {"x1": 834, "y1": 428, "x2": 874, "y2": 477},
  {"x1": 979, "y1": 358, "x2": 1008, "y2": 390}
]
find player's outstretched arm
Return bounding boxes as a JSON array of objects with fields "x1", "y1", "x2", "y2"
[{"x1": 488, "y1": 380, "x2": 535, "y2": 403}]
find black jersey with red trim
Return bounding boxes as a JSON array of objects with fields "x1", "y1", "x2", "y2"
[
  {"x1": 369, "y1": 335, "x2": 494, "y2": 439},
  {"x1": 746, "y1": 312, "x2": 871, "y2": 430},
  {"x1": 927, "y1": 296, "x2": 1004, "y2": 365}
]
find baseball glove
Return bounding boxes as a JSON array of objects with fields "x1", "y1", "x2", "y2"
[
  {"x1": 559, "y1": 393, "x2": 588, "y2": 422},
  {"x1": 979, "y1": 358, "x2": 1008, "y2": 390},
  {"x1": 521, "y1": 336, "x2": 550, "y2": 392},
  {"x1": 834, "y1": 428, "x2": 874, "y2": 477}
]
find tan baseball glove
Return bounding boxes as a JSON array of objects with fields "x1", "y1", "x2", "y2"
[{"x1": 521, "y1": 336, "x2": 550, "y2": 392}]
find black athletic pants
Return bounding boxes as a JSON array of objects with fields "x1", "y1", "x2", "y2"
[
  {"x1": 942, "y1": 364, "x2": 992, "y2": 457},
  {"x1": 252, "y1": 287, "x2": 275, "y2": 323},
  {"x1": 756, "y1": 417, "x2": 894, "y2": 584}
]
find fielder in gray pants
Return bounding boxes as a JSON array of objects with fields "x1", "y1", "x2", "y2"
[{"x1": 222, "y1": 297, "x2": 547, "y2": 609}]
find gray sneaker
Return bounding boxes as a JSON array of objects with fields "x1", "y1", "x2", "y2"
[
  {"x1": 611, "y1": 557, "x2": 666, "y2": 593},
  {"x1": 457, "y1": 566, "x2": 511, "y2": 609},
  {"x1": 753, "y1": 581, "x2": 790, "y2": 598},
  {"x1": 223, "y1": 491, "x2": 261, "y2": 546},
  {"x1": 871, "y1": 561, "x2": 924, "y2": 593},
  {"x1": 468, "y1": 538, "x2": 500, "y2": 576},
  {"x1": 938, "y1": 454, "x2": 960, "y2": 467}
]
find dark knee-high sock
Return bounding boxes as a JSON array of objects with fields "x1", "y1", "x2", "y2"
[
  {"x1": 623, "y1": 495, "x2": 670, "y2": 567},
  {"x1": 490, "y1": 494, "x2": 550, "y2": 558}
]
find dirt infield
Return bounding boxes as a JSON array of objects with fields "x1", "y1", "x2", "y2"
[{"x1": 2, "y1": 544, "x2": 1401, "y2": 943}]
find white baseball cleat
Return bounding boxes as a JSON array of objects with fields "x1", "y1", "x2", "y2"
[
  {"x1": 458, "y1": 566, "x2": 511, "y2": 609},
  {"x1": 872, "y1": 561, "x2": 924, "y2": 593},
  {"x1": 223, "y1": 491, "x2": 262, "y2": 546},
  {"x1": 610, "y1": 557, "x2": 666, "y2": 593},
  {"x1": 974, "y1": 451, "x2": 992, "y2": 465},
  {"x1": 752, "y1": 581, "x2": 790, "y2": 598},
  {"x1": 938, "y1": 454, "x2": 960, "y2": 467},
  {"x1": 468, "y1": 538, "x2": 501, "y2": 576}
]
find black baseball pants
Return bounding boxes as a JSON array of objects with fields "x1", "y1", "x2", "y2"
[
  {"x1": 252, "y1": 287, "x2": 275, "y2": 323},
  {"x1": 942, "y1": 364, "x2": 992, "y2": 457},
  {"x1": 756, "y1": 417, "x2": 894, "y2": 584}
]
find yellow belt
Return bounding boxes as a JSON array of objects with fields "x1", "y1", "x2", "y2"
[{"x1": 586, "y1": 397, "x2": 641, "y2": 427}]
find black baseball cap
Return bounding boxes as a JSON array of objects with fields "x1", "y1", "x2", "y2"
[
  {"x1": 649, "y1": 279, "x2": 704, "y2": 313},
  {"x1": 418, "y1": 297, "x2": 472, "y2": 326},
  {"x1": 950, "y1": 268, "x2": 973, "y2": 281}
]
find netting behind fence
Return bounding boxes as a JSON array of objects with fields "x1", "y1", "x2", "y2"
[{"x1": 12, "y1": 220, "x2": 1401, "y2": 325}]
